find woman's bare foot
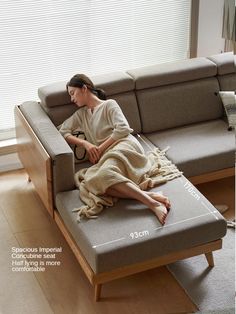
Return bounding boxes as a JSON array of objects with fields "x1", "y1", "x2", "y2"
[
  {"x1": 145, "y1": 191, "x2": 171, "y2": 210},
  {"x1": 150, "y1": 202, "x2": 168, "y2": 225}
]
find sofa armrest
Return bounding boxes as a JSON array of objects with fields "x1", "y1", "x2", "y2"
[{"x1": 15, "y1": 101, "x2": 75, "y2": 216}]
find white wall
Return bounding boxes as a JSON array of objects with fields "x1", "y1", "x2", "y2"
[{"x1": 197, "y1": 0, "x2": 225, "y2": 57}]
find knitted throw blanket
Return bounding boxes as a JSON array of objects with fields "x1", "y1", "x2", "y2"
[{"x1": 73, "y1": 138, "x2": 182, "y2": 222}]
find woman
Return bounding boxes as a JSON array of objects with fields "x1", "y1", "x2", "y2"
[{"x1": 59, "y1": 74, "x2": 177, "y2": 225}]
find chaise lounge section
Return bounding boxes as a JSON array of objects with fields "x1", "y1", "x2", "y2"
[{"x1": 15, "y1": 52, "x2": 235, "y2": 301}]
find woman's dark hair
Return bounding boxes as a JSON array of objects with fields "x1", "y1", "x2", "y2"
[{"x1": 66, "y1": 74, "x2": 107, "y2": 100}]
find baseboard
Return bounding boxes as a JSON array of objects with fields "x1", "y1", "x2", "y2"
[{"x1": 0, "y1": 153, "x2": 23, "y2": 173}]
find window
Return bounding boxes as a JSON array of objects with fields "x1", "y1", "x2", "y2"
[{"x1": 0, "y1": 0, "x2": 191, "y2": 139}]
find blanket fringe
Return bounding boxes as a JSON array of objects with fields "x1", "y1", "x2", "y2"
[{"x1": 72, "y1": 206, "x2": 98, "y2": 222}]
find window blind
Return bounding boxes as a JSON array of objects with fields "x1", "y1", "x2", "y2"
[{"x1": 0, "y1": 0, "x2": 191, "y2": 137}]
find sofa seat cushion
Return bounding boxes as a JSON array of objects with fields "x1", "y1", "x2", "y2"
[
  {"x1": 56, "y1": 177, "x2": 226, "y2": 274},
  {"x1": 145, "y1": 119, "x2": 235, "y2": 177}
]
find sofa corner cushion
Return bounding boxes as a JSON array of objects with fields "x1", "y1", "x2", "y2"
[
  {"x1": 38, "y1": 71, "x2": 135, "y2": 108},
  {"x1": 126, "y1": 57, "x2": 217, "y2": 90},
  {"x1": 55, "y1": 178, "x2": 226, "y2": 274},
  {"x1": 208, "y1": 52, "x2": 236, "y2": 75}
]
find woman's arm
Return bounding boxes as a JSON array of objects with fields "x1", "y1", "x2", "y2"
[
  {"x1": 107, "y1": 100, "x2": 133, "y2": 141},
  {"x1": 59, "y1": 112, "x2": 80, "y2": 139},
  {"x1": 65, "y1": 134, "x2": 85, "y2": 146},
  {"x1": 94, "y1": 100, "x2": 133, "y2": 161},
  {"x1": 66, "y1": 135, "x2": 100, "y2": 164},
  {"x1": 66, "y1": 135, "x2": 116, "y2": 165},
  {"x1": 59, "y1": 111, "x2": 100, "y2": 164},
  {"x1": 97, "y1": 136, "x2": 116, "y2": 155}
]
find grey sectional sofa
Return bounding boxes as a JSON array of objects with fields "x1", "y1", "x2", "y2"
[{"x1": 15, "y1": 52, "x2": 235, "y2": 301}]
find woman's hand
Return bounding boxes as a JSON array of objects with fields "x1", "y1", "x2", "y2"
[
  {"x1": 98, "y1": 137, "x2": 116, "y2": 155},
  {"x1": 83, "y1": 141, "x2": 101, "y2": 164},
  {"x1": 82, "y1": 136, "x2": 117, "y2": 164}
]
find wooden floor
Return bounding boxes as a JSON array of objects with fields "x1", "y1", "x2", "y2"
[{"x1": 0, "y1": 169, "x2": 234, "y2": 314}]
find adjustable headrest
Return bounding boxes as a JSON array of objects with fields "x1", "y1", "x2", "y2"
[
  {"x1": 208, "y1": 52, "x2": 236, "y2": 75},
  {"x1": 126, "y1": 57, "x2": 217, "y2": 90},
  {"x1": 38, "y1": 71, "x2": 135, "y2": 108}
]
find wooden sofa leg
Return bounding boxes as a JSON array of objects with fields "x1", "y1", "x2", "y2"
[
  {"x1": 94, "y1": 284, "x2": 102, "y2": 301},
  {"x1": 205, "y1": 252, "x2": 214, "y2": 267},
  {"x1": 28, "y1": 176, "x2": 31, "y2": 182}
]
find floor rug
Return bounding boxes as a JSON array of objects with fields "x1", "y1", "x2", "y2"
[{"x1": 167, "y1": 228, "x2": 235, "y2": 313}]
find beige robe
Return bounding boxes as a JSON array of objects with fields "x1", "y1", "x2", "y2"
[
  {"x1": 59, "y1": 99, "x2": 182, "y2": 221},
  {"x1": 59, "y1": 99, "x2": 134, "y2": 144}
]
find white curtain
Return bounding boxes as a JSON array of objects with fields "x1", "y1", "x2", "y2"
[
  {"x1": 0, "y1": 0, "x2": 191, "y2": 137},
  {"x1": 222, "y1": 0, "x2": 236, "y2": 52}
]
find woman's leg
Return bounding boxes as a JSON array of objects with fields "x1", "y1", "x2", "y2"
[
  {"x1": 106, "y1": 182, "x2": 168, "y2": 224},
  {"x1": 107, "y1": 187, "x2": 170, "y2": 208},
  {"x1": 105, "y1": 187, "x2": 129, "y2": 199}
]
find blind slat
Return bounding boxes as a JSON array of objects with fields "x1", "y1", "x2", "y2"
[{"x1": 0, "y1": 0, "x2": 191, "y2": 133}]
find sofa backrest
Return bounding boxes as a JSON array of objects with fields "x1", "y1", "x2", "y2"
[
  {"x1": 127, "y1": 57, "x2": 224, "y2": 133},
  {"x1": 38, "y1": 71, "x2": 142, "y2": 134},
  {"x1": 38, "y1": 53, "x2": 235, "y2": 136},
  {"x1": 208, "y1": 52, "x2": 236, "y2": 91}
]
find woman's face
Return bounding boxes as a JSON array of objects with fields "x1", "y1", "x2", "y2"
[{"x1": 68, "y1": 86, "x2": 86, "y2": 107}]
